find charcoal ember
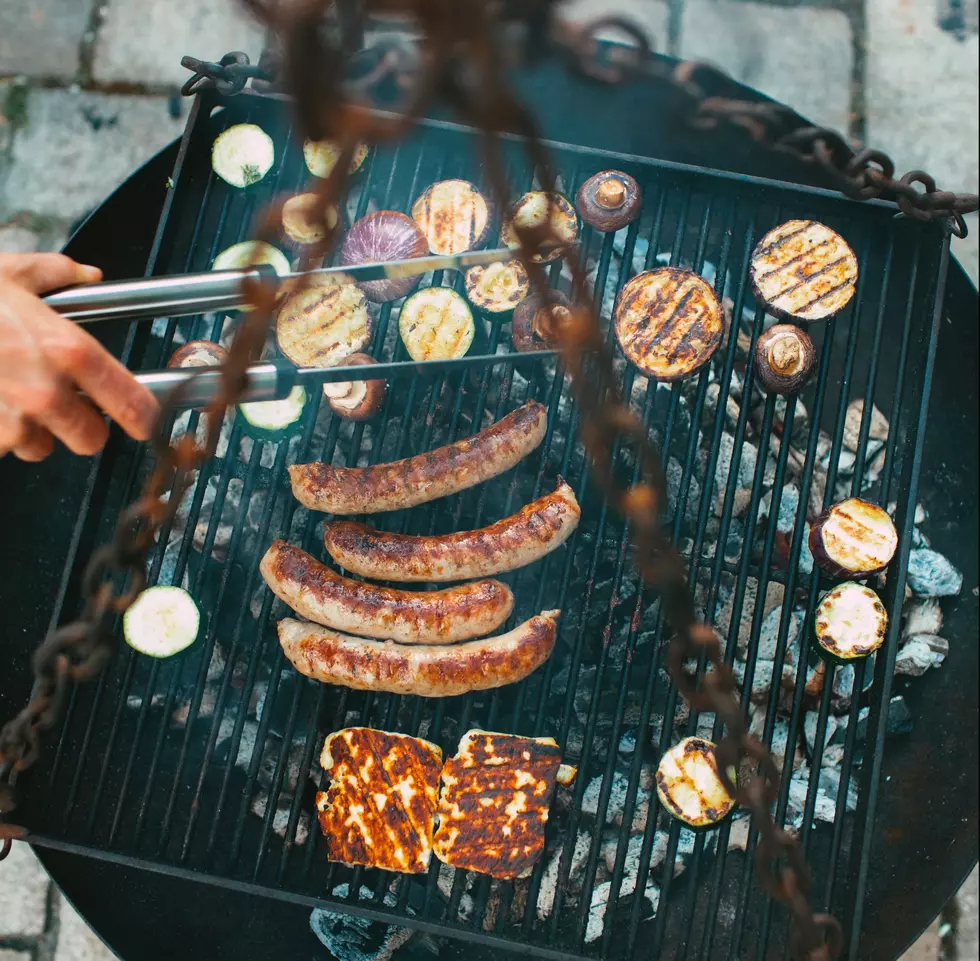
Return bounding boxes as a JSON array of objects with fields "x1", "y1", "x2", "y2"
[
  {"x1": 911, "y1": 526, "x2": 931, "y2": 548},
  {"x1": 798, "y1": 525, "x2": 815, "y2": 576},
  {"x1": 748, "y1": 712, "x2": 796, "y2": 772},
  {"x1": 618, "y1": 731, "x2": 637, "y2": 756},
  {"x1": 758, "y1": 484, "x2": 801, "y2": 534},
  {"x1": 732, "y1": 658, "x2": 776, "y2": 701},
  {"x1": 666, "y1": 457, "x2": 702, "y2": 524},
  {"x1": 906, "y1": 549, "x2": 963, "y2": 597},
  {"x1": 171, "y1": 688, "x2": 218, "y2": 726},
  {"x1": 808, "y1": 469, "x2": 828, "y2": 523},
  {"x1": 310, "y1": 885, "x2": 414, "y2": 961},
  {"x1": 804, "y1": 712, "x2": 841, "y2": 756},
  {"x1": 831, "y1": 663, "x2": 856, "y2": 714},
  {"x1": 712, "y1": 434, "x2": 758, "y2": 515},
  {"x1": 702, "y1": 382, "x2": 742, "y2": 432},
  {"x1": 585, "y1": 876, "x2": 659, "y2": 944},
  {"x1": 250, "y1": 792, "x2": 310, "y2": 845},
  {"x1": 437, "y1": 864, "x2": 475, "y2": 922},
  {"x1": 537, "y1": 831, "x2": 593, "y2": 920},
  {"x1": 193, "y1": 476, "x2": 244, "y2": 561},
  {"x1": 696, "y1": 714, "x2": 717, "y2": 740},
  {"x1": 581, "y1": 770, "x2": 652, "y2": 827},
  {"x1": 843, "y1": 399, "x2": 889, "y2": 452},
  {"x1": 749, "y1": 606, "x2": 805, "y2": 661},
  {"x1": 788, "y1": 763, "x2": 858, "y2": 826},
  {"x1": 716, "y1": 578, "x2": 785, "y2": 654},
  {"x1": 723, "y1": 486, "x2": 754, "y2": 520},
  {"x1": 895, "y1": 634, "x2": 949, "y2": 676},
  {"x1": 903, "y1": 598, "x2": 943, "y2": 637},
  {"x1": 860, "y1": 445, "x2": 888, "y2": 490},
  {"x1": 774, "y1": 394, "x2": 809, "y2": 444}
]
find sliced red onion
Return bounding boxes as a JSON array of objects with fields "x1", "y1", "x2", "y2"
[{"x1": 340, "y1": 211, "x2": 428, "y2": 303}]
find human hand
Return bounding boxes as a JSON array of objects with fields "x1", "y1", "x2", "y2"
[{"x1": 0, "y1": 253, "x2": 159, "y2": 461}]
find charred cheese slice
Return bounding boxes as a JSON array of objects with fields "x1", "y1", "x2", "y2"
[
  {"x1": 315, "y1": 727, "x2": 443, "y2": 874},
  {"x1": 432, "y1": 729, "x2": 562, "y2": 880}
]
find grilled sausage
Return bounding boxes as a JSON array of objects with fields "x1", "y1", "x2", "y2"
[
  {"x1": 277, "y1": 610, "x2": 560, "y2": 696},
  {"x1": 288, "y1": 400, "x2": 548, "y2": 515},
  {"x1": 260, "y1": 540, "x2": 513, "y2": 643},
  {"x1": 323, "y1": 479, "x2": 581, "y2": 582}
]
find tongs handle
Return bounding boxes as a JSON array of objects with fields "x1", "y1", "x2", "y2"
[{"x1": 43, "y1": 266, "x2": 276, "y2": 324}]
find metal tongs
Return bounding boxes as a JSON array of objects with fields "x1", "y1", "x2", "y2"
[{"x1": 45, "y1": 246, "x2": 550, "y2": 406}]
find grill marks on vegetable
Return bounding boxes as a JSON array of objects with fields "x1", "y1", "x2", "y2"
[
  {"x1": 814, "y1": 583, "x2": 888, "y2": 661},
  {"x1": 275, "y1": 280, "x2": 372, "y2": 368},
  {"x1": 411, "y1": 180, "x2": 490, "y2": 255},
  {"x1": 655, "y1": 736, "x2": 736, "y2": 829},
  {"x1": 750, "y1": 220, "x2": 858, "y2": 321}
]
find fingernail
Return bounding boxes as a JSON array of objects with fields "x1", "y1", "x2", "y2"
[{"x1": 80, "y1": 264, "x2": 103, "y2": 281}]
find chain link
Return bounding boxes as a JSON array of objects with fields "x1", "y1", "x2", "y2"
[{"x1": 1, "y1": 4, "x2": 967, "y2": 957}]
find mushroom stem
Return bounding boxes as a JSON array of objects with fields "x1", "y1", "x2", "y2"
[
  {"x1": 534, "y1": 304, "x2": 571, "y2": 341},
  {"x1": 768, "y1": 333, "x2": 802, "y2": 374},
  {"x1": 595, "y1": 178, "x2": 626, "y2": 209}
]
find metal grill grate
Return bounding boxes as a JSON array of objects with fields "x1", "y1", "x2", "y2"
[{"x1": 15, "y1": 90, "x2": 949, "y2": 960}]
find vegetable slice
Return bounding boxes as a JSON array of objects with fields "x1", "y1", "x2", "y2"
[
  {"x1": 655, "y1": 736, "x2": 736, "y2": 829},
  {"x1": 464, "y1": 260, "x2": 529, "y2": 316},
  {"x1": 399, "y1": 287, "x2": 475, "y2": 362},
  {"x1": 303, "y1": 139, "x2": 369, "y2": 179},
  {"x1": 239, "y1": 385, "x2": 307, "y2": 433},
  {"x1": 123, "y1": 586, "x2": 200, "y2": 658},
  {"x1": 212, "y1": 240, "x2": 290, "y2": 277},
  {"x1": 211, "y1": 123, "x2": 275, "y2": 188},
  {"x1": 809, "y1": 497, "x2": 898, "y2": 579},
  {"x1": 411, "y1": 180, "x2": 491, "y2": 255},
  {"x1": 814, "y1": 582, "x2": 888, "y2": 661},
  {"x1": 340, "y1": 211, "x2": 429, "y2": 303},
  {"x1": 500, "y1": 191, "x2": 578, "y2": 262},
  {"x1": 276, "y1": 278, "x2": 373, "y2": 368},
  {"x1": 281, "y1": 192, "x2": 339, "y2": 248}
]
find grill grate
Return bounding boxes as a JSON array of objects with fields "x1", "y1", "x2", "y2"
[{"x1": 16, "y1": 90, "x2": 949, "y2": 960}]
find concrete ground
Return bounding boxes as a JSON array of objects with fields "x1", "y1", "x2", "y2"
[{"x1": 0, "y1": 1, "x2": 977, "y2": 959}]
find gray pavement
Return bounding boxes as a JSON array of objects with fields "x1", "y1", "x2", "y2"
[{"x1": 1, "y1": 1, "x2": 978, "y2": 959}]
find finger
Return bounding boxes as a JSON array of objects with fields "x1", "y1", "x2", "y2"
[
  {"x1": 20, "y1": 376, "x2": 109, "y2": 456},
  {"x1": 0, "y1": 253, "x2": 102, "y2": 294},
  {"x1": 52, "y1": 326, "x2": 158, "y2": 441},
  {"x1": 12, "y1": 419, "x2": 55, "y2": 462}
]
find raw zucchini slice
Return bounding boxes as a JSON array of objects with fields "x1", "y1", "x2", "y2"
[
  {"x1": 212, "y1": 240, "x2": 291, "y2": 277},
  {"x1": 123, "y1": 586, "x2": 201, "y2": 658},
  {"x1": 211, "y1": 124, "x2": 275, "y2": 188},
  {"x1": 239, "y1": 386, "x2": 307, "y2": 433}
]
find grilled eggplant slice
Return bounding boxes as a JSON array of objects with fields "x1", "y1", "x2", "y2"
[
  {"x1": 211, "y1": 123, "x2": 274, "y2": 188},
  {"x1": 500, "y1": 191, "x2": 578, "y2": 262},
  {"x1": 280, "y1": 192, "x2": 339, "y2": 249},
  {"x1": 411, "y1": 179, "x2": 491, "y2": 255},
  {"x1": 303, "y1": 139, "x2": 369, "y2": 179},
  {"x1": 276, "y1": 278, "x2": 372, "y2": 368},
  {"x1": 512, "y1": 291, "x2": 572, "y2": 352},
  {"x1": 754, "y1": 324, "x2": 817, "y2": 394},
  {"x1": 340, "y1": 211, "x2": 429, "y2": 303},
  {"x1": 464, "y1": 260, "x2": 530, "y2": 317},
  {"x1": 750, "y1": 220, "x2": 858, "y2": 322},
  {"x1": 809, "y1": 497, "x2": 898, "y2": 579},
  {"x1": 322, "y1": 353, "x2": 387, "y2": 421},
  {"x1": 576, "y1": 170, "x2": 642, "y2": 232},
  {"x1": 399, "y1": 286, "x2": 475, "y2": 361},
  {"x1": 656, "y1": 737, "x2": 736, "y2": 829},
  {"x1": 614, "y1": 267, "x2": 723, "y2": 381},
  {"x1": 814, "y1": 582, "x2": 888, "y2": 661}
]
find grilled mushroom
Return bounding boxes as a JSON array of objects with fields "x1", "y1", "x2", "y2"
[
  {"x1": 750, "y1": 220, "x2": 858, "y2": 322},
  {"x1": 168, "y1": 341, "x2": 229, "y2": 413},
  {"x1": 814, "y1": 583, "x2": 888, "y2": 661},
  {"x1": 576, "y1": 170, "x2": 642, "y2": 232},
  {"x1": 323, "y1": 354, "x2": 387, "y2": 421},
  {"x1": 500, "y1": 192, "x2": 578, "y2": 262},
  {"x1": 809, "y1": 497, "x2": 898, "y2": 579},
  {"x1": 754, "y1": 324, "x2": 817, "y2": 394},
  {"x1": 512, "y1": 291, "x2": 572, "y2": 352},
  {"x1": 464, "y1": 260, "x2": 530, "y2": 317},
  {"x1": 340, "y1": 211, "x2": 429, "y2": 303},
  {"x1": 656, "y1": 737, "x2": 736, "y2": 829},
  {"x1": 411, "y1": 180, "x2": 491, "y2": 255},
  {"x1": 614, "y1": 268, "x2": 723, "y2": 381},
  {"x1": 303, "y1": 139, "x2": 369, "y2": 179},
  {"x1": 280, "y1": 193, "x2": 339, "y2": 249},
  {"x1": 211, "y1": 123, "x2": 274, "y2": 188},
  {"x1": 276, "y1": 278, "x2": 373, "y2": 368}
]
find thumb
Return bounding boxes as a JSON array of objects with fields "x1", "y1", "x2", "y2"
[{"x1": 0, "y1": 253, "x2": 102, "y2": 294}]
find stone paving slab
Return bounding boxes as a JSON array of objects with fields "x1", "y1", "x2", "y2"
[
  {"x1": 0, "y1": 224, "x2": 41, "y2": 252},
  {"x1": 0, "y1": 0, "x2": 91, "y2": 80},
  {"x1": 0, "y1": 89, "x2": 184, "y2": 222},
  {"x1": 680, "y1": 0, "x2": 854, "y2": 135},
  {"x1": 0, "y1": 950, "x2": 32, "y2": 961},
  {"x1": 0, "y1": 841, "x2": 49, "y2": 938},
  {"x1": 93, "y1": 0, "x2": 266, "y2": 88},
  {"x1": 559, "y1": 0, "x2": 671, "y2": 47},
  {"x1": 53, "y1": 890, "x2": 118, "y2": 961}
]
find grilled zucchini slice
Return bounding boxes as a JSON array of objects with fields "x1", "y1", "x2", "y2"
[
  {"x1": 399, "y1": 287, "x2": 475, "y2": 362},
  {"x1": 123, "y1": 586, "x2": 200, "y2": 658},
  {"x1": 656, "y1": 736, "x2": 736, "y2": 829},
  {"x1": 238, "y1": 386, "x2": 307, "y2": 434},
  {"x1": 814, "y1": 582, "x2": 888, "y2": 662},
  {"x1": 464, "y1": 260, "x2": 530, "y2": 317},
  {"x1": 211, "y1": 240, "x2": 290, "y2": 278}
]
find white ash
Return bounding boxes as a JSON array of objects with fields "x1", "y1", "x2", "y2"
[
  {"x1": 727, "y1": 813, "x2": 753, "y2": 853},
  {"x1": 831, "y1": 664, "x2": 856, "y2": 714},
  {"x1": 895, "y1": 634, "x2": 949, "y2": 676},
  {"x1": 536, "y1": 831, "x2": 593, "y2": 920},
  {"x1": 758, "y1": 484, "x2": 801, "y2": 534},
  {"x1": 581, "y1": 770, "x2": 652, "y2": 826},
  {"x1": 906, "y1": 549, "x2": 963, "y2": 597},
  {"x1": 903, "y1": 598, "x2": 943, "y2": 637},
  {"x1": 618, "y1": 731, "x2": 637, "y2": 756},
  {"x1": 250, "y1": 792, "x2": 310, "y2": 845},
  {"x1": 750, "y1": 606, "x2": 805, "y2": 661},
  {"x1": 712, "y1": 434, "x2": 758, "y2": 514},
  {"x1": 804, "y1": 712, "x2": 842, "y2": 756},
  {"x1": 437, "y1": 864, "x2": 475, "y2": 922},
  {"x1": 843, "y1": 399, "x2": 889, "y2": 451},
  {"x1": 666, "y1": 457, "x2": 702, "y2": 524},
  {"x1": 786, "y1": 763, "x2": 858, "y2": 829},
  {"x1": 798, "y1": 525, "x2": 815, "y2": 576},
  {"x1": 585, "y1": 877, "x2": 659, "y2": 944}
]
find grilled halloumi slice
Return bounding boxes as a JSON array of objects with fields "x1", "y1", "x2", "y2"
[
  {"x1": 614, "y1": 267, "x2": 723, "y2": 381},
  {"x1": 750, "y1": 219, "x2": 858, "y2": 322},
  {"x1": 655, "y1": 736, "x2": 736, "y2": 829},
  {"x1": 432, "y1": 729, "x2": 562, "y2": 880},
  {"x1": 315, "y1": 727, "x2": 443, "y2": 874}
]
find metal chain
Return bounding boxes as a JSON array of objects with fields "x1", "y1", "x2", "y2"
[{"x1": 0, "y1": 4, "x2": 966, "y2": 956}]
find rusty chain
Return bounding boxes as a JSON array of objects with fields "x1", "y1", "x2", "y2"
[{"x1": 1, "y1": 2, "x2": 972, "y2": 955}]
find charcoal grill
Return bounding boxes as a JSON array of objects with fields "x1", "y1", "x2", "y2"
[{"x1": 1, "y1": 77, "x2": 965, "y2": 961}]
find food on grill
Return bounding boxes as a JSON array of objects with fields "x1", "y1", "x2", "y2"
[
  {"x1": 614, "y1": 268, "x2": 724, "y2": 381},
  {"x1": 464, "y1": 260, "x2": 530, "y2": 317},
  {"x1": 167, "y1": 340, "x2": 228, "y2": 370},
  {"x1": 323, "y1": 478, "x2": 580, "y2": 582},
  {"x1": 123, "y1": 586, "x2": 200, "y2": 658},
  {"x1": 398, "y1": 286, "x2": 475, "y2": 362},
  {"x1": 275, "y1": 277, "x2": 372, "y2": 368},
  {"x1": 322, "y1": 353, "x2": 387, "y2": 421},
  {"x1": 500, "y1": 191, "x2": 578, "y2": 262},
  {"x1": 289, "y1": 399, "x2": 547, "y2": 514},
  {"x1": 750, "y1": 220, "x2": 858, "y2": 322},
  {"x1": 260, "y1": 540, "x2": 514, "y2": 643},
  {"x1": 512, "y1": 291, "x2": 572, "y2": 352},
  {"x1": 211, "y1": 240, "x2": 291, "y2": 280},
  {"x1": 340, "y1": 210, "x2": 429, "y2": 303},
  {"x1": 432, "y1": 730, "x2": 563, "y2": 879},
  {"x1": 238, "y1": 386, "x2": 307, "y2": 434},
  {"x1": 411, "y1": 179, "x2": 491, "y2": 255},
  {"x1": 278, "y1": 610, "x2": 559, "y2": 697},
  {"x1": 809, "y1": 497, "x2": 898, "y2": 579},
  {"x1": 754, "y1": 324, "x2": 817, "y2": 394},
  {"x1": 655, "y1": 736, "x2": 736, "y2": 829},
  {"x1": 303, "y1": 138, "x2": 369, "y2": 179},
  {"x1": 211, "y1": 123, "x2": 274, "y2": 188},
  {"x1": 814, "y1": 583, "x2": 888, "y2": 661},
  {"x1": 280, "y1": 192, "x2": 339, "y2": 248},
  {"x1": 575, "y1": 170, "x2": 642, "y2": 232},
  {"x1": 315, "y1": 727, "x2": 442, "y2": 873}
]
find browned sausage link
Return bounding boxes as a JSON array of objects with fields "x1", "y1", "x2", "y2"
[
  {"x1": 323, "y1": 479, "x2": 581, "y2": 582},
  {"x1": 277, "y1": 611, "x2": 560, "y2": 697},
  {"x1": 259, "y1": 540, "x2": 514, "y2": 643},
  {"x1": 288, "y1": 399, "x2": 548, "y2": 514}
]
